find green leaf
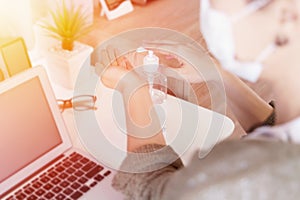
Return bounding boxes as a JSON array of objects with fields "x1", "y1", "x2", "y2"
[{"x1": 38, "y1": 0, "x2": 91, "y2": 46}]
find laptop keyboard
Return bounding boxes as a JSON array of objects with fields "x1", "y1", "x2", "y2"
[{"x1": 6, "y1": 152, "x2": 112, "y2": 200}]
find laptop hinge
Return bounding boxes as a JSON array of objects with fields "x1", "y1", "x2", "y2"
[{"x1": 0, "y1": 154, "x2": 64, "y2": 199}]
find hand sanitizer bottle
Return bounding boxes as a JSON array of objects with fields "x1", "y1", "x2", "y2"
[
  {"x1": 143, "y1": 50, "x2": 167, "y2": 104},
  {"x1": 143, "y1": 50, "x2": 159, "y2": 73}
]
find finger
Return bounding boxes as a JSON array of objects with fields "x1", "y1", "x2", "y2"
[
  {"x1": 156, "y1": 52, "x2": 183, "y2": 68},
  {"x1": 91, "y1": 47, "x2": 102, "y2": 66},
  {"x1": 101, "y1": 49, "x2": 110, "y2": 67},
  {"x1": 124, "y1": 59, "x2": 133, "y2": 70},
  {"x1": 114, "y1": 48, "x2": 122, "y2": 66},
  {"x1": 109, "y1": 48, "x2": 121, "y2": 67},
  {"x1": 106, "y1": 45, "x2": 115, "y2": 65},
  {"x1": 116, "y1": 56, "x2": 131, "y2": 69},
  {"x1": 95, "y1": 62, "x2": 106, "y2": 76}
]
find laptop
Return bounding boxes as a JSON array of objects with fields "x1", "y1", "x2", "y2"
[{"x1": 0, "y1": 66, "x2": 123, "y2": 200}]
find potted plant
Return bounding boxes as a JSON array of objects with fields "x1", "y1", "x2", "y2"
[
  {"x1": 38, "y1": 0, "x2": 94, "y2": 89},
  {"x1": 40, "y1": 0, "x2": 91, "y2": 51}
]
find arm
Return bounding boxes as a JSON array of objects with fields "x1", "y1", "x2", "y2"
[
  {"x1": 122, "y1": 81, "x2": 166, "y2": 152},
  {"x1": 220, "y1": 69, "x2": 274, "y2": 132},
  {"x1": 101, "y1": 61, "x2": 183, "y2": 200},
  {"x1": 100, "y1": 64, "x2": 166, "y2": 152}
]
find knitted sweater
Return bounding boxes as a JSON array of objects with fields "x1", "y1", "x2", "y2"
[{"x1": 112, "y1": 140, "x2": 300, "y2": 200}]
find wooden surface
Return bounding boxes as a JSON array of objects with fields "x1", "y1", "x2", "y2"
[
  {"x1": 80, "y1": 0, "x2": 203, "y2": 47},
  {"x1": 79, "y1": 0, "x2": 274, "y2": 139}
]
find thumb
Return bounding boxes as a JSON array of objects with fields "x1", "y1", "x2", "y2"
[{"x1": 95, "y1": 62, "x2": 106, "y2": 76}]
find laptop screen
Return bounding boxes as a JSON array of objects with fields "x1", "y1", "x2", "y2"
[{"x1": 0, "y1": 77, "x2": 62, "y2": 183}]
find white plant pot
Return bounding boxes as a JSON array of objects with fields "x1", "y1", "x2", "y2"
[
  {"x1": 33, "y1": 23, "x2": 59, "y2": 58},
  {"x1": 45, "y1": 42, "x2": 93, "y2": 89}
]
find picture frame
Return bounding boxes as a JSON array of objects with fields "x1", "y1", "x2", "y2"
[
  {"x1": 0, "y1": 69, "x2": 4, "y2": 82},
  {"x1": 99, "y1": 0, "x2": 134, "y2": 20},
  {"x1": 0, "y1": 37, "x2": 32, "y2": 79}
]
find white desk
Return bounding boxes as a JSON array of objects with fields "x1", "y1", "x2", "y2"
[{"x1": 57, "y1": 64, "x2": 235, "y2": 171}]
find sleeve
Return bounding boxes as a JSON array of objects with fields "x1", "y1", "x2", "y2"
[{"x1": 112, "y1": 144, "x2": 184, "y2": 200}]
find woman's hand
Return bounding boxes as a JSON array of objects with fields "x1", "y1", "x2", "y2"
[
  {"x1": 96, "y1": 47, "x2": 145, "y2": 93},
  {"x1": 95, "y1": 46, "x2": 165, "y2": 151}
]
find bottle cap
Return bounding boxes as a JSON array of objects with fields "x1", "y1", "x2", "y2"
[
  {"x1": 143, "y1": 50, "x2": 159, "y2": 73},
  {"x1": 136, "y1": 47, "x2": 147, "y2": 53}
]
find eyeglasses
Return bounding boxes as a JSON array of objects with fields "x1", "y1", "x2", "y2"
[{"x1": 57, "y1": 95, "x2": 97, "y2": 113}]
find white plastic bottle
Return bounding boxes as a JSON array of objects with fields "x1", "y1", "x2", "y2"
[
  {"x1": 143, "y1": 50, "x2": 167, "y2": 104},
  {"x1": 143, "y1": 50, "x2": 159, "y2": 73},
  {"x1": 143, "y1": 50, "x2": 167, "y2": 135}
]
